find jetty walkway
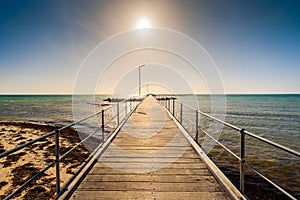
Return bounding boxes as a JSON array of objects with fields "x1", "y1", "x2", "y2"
[
  {"x1": 1, "y1": 95, "x2": 299, "y2": 199},
  {"x1": 64, "y1": 96, "x2": 242, "y2": 199}
]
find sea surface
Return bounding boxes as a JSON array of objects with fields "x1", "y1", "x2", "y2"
[
  {"x1": 0, "y1": 95, "x2": 110, "y2": 123},
  {"x1": 189, "y1": 94, "x2": 300, "y2": 151},
  {"x1": 0, "y1": 94, "x2": 299, "y2": 197}
]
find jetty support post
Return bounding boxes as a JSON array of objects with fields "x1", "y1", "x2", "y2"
[
  {"x1": 55, "y1": 129, "x2": 60, "y2": 194},
  {"x1": 102, "y1": 110, "x2": 105, "y2": 143},
  {"x1": 117, "y1": 103, "x2": 120, "y2": 125},
  {"x1": 195, "y1": 110, "x2": 199, "y2": 143},
  {"x1": 180, "y1": 103, "x2": 183, "y2": 124},
  {"x1": 172, "y1": 98, "x2": 175, "y2": 116},
  {"x1": 130, "y1": 99, "x2": 132, "y2": 111},
  {"x1": 125, "y1": 101, "x2": 127, "y2": 116},
  {"x1": 240, "y1": 128, "x2": 245, "y2": 194}
]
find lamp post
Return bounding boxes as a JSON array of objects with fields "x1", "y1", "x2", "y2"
[{"x1": 138, "y1": 64, "x2": 145, "y2": 98}]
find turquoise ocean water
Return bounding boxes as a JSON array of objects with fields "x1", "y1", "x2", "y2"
[
  {"x1": 0, "y1": 95, "x2": 109, "y2": 123},
  {"x1": 197, "y1": 94, "x2": 300, "y2": 151}
]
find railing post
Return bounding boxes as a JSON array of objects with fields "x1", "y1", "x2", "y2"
[
  {"x1": 180, "y1": 103, "x2": 183, "y2": 124},
  {"x1": 55, "y1": 129, "x2": 60, "y2": 195},
  {"x1": 125, "y1": 101, "x2": 127, "y2": 116},
  {"x1": 117, "y1": 103, "x2": 120, "y2": 125},
  {"x1": 172, "y1": 98, "x2": 175, "y2": 116},
  {"x1": 240, "y1": 128, "x2": 245, "y2": 194},
  {"x1": 102, "y1": 110, "x2": 105, "y2": 143},
  {"x1": 130, "y1": 100, "x2": 132, "y2": 111},
  {"x1": 195, "y1": 110, "x2": 199, "y2": 143},
  {"x1": 168, "y1": 98, "x2": 170, "y2": 111},
  {"x1": 166, "y1": 98, "x2": 168, "y2": 109}
]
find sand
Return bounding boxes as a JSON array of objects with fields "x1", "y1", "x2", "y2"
[{"x1": 0, "y1": 122, "x2": 89, "y2": 199}]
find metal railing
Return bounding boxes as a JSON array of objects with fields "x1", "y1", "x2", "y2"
[
  {"x1": 158, "y1": 96, "x2": 300, "y2": 200},
  {"x1": 0, "y1": 98, "x2": 141, "y2": 199}
]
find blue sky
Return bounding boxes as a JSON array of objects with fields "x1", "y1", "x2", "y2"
[{"x1": 0, "y1": 0, "x2": 299, "y2": 94}]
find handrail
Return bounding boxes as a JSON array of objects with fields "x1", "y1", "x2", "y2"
[
  {"x1": 59, "y1": 127, "x2": 101, "y2": 161},
  {"x1": 170, "y1": 97, "x2": 300, "y2": 157},
  {"x1": 243, "y1": 130, "x2": 300, "y2": 157},
  {"x1": 158, "y1": 96, "x2": 299, "y2": 200},
  {"x1": 201, "y1": 129, "x2": 241, "y2": 161},
  {"x1": 0, "y1": 99, "x2": 125, "y2": 159},
  {"x1": 0, "y1": 98, "x2": 141, "y2": 199}
]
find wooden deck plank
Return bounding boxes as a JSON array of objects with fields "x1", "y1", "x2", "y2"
[
  {"x1": 70, "y1": 96, "x2": 230, "y2": 199},
  {"x1": 92, "y1": 162, "x2": 207, "y2": 169},
  {"x1": 88, "y1": 169, "x2": 212, "y2": 176},
  {"x1": 76, "y1": 182, "x2": 223, "y2": 192},
  {"x1": 83, "y1": 174, "x2": 216, "y2": 182},
  {"x1": 72, "y1": 191, "x2": 228, "y2": 200}
]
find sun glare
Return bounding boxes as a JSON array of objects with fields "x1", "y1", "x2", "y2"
[{"x1": 136, "y1": 18, "x2": 151, "y2": 29}]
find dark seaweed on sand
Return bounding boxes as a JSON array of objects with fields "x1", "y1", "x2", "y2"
[
  {"x1": 11, "y1": 163, "x2": 40, "y2": 187},
  {"x1": 0, "y1": 181, "x2": 8, "y2": 190},
  {"x1": 0, "y1": 144, "x2": 5, "y2": 154},
  {"x1": 0, "y1": 122, "x2": 91, "y2": 199}
]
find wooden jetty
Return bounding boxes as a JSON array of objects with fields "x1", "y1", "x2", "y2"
[{"x1": 62, "y1": 96, "x2": 244, "y2": 200}]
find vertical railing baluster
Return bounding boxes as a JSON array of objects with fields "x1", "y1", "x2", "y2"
[
  {"x1": 55, "y1": 129, "x2": 60, "y2": 195},
  {"x1": 172, "y1": 98, "x2": 175, "y2": 116},
  {"x1": 166, "y1": 98, "x2": 168, "y2": 109},
  {"x1": 117, "y1": 103, "x2": 120, "y2": 125},
  {"x1": 240, "y1": 128, "x2": 245, "y2": 194},
  {"x1": 180, "y1": 103, "x2": 183, "y2": 124},
  {"x1": 125, "y1": 101, "x2": 127, "y2": 116},
  {"x1": 195, "y1": 110, "x2": 199, "y2": 143},
  {"x1": 102, "y1": 110, "x2": 105, "y2": 143}
]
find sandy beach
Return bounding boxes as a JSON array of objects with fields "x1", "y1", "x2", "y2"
[{"x1": 0, "y1": 122, "x2": 89, "y2": 199}]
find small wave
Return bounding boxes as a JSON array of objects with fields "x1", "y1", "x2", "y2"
[{"x1": 0, "y1": 120, "x2": 55, "y2": 128}]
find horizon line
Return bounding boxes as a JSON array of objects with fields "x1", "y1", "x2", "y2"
[{"x1": 0, "y1": 92, "x2": 300, "y2": 95}]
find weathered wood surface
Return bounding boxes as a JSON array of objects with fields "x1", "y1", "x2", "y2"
[{"x1": 71, "y1": 96, "x2": 229, "y2": 199}]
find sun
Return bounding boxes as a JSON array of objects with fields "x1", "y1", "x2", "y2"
[{"x1": 135, "y1": 18, "x2": 151, "y2": 29}]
